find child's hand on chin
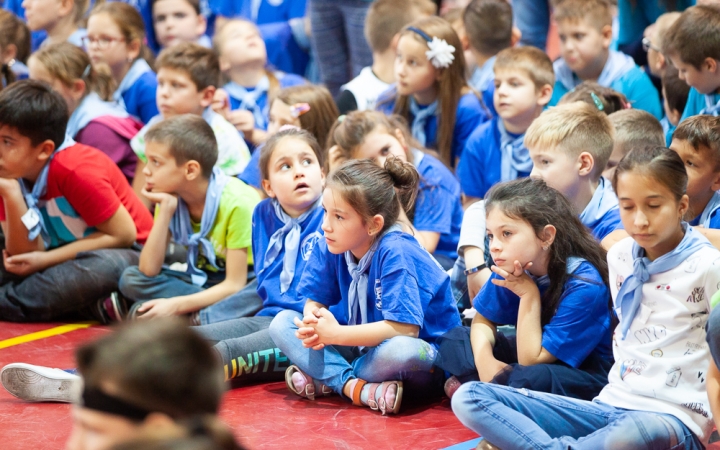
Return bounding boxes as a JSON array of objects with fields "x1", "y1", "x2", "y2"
[
  {"x1": 490, "y1": 260, "x2": 540, "y2": 299},
  {"x1": 0, "y1": 178, "x2": 20, "y2": 196},
  {"x1": 141, "y1": 188, "x2": 178, "y2": 211}
]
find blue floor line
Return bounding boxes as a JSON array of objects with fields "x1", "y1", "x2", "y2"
[{"x1": 440, "y1": 437, "x2": 483, "y2": 450}]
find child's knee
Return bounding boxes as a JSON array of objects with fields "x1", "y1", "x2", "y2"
[
  {"x1": 268, "y1": 310, "x2": 301, "y2": 342},
  {"x1": 118, "y1": 266, "x2": 148, "y2": 297},
  {"x1": 379, "y1": 336, "x2": 437, "y2": 367}
]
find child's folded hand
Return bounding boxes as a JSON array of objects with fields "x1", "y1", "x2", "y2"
[
  {"x1": 308, "y1": 308, "x2": 340, "y2": 350},
  {"x1": 140, "y1": 189, "x2": 178, "y2": 211},
  {"x1": 2, "y1": 249, "x2": 49, "y2": 276},
  {"x1": 490, "y1": 260, "x2": 540, "y2": 299}
]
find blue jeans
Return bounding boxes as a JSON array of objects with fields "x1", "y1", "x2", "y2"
[
  {"x1": 268, "y1": 309, "x2": 438, "y2": 396},
  {"x1": 452, "y1": 382, "x2": 703, "y2": 450},
  {"x1": 450, "y1": 256, "x2": 470, "y2": 311},
  {"x1": 118, "y1": 266, "x2": 262, "y2": 321},
  {"x1": 513, "y1": 0, "x2": 551, "y2": 50}
]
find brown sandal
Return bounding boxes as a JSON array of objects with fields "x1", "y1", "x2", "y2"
[
  {"x1": 284, "y1": 365, "x2": 333, "y2": 400},
  {"x1": 346, "y1": 379, "x2": 403, "y2": 415}
]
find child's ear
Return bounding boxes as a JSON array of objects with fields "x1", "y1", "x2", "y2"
[
  {"x1": 390, "y1": 33, "x2": 401, "y2": 52},
  {"x1": 195, "y1": 13, "x2": 208, "y2": 38},
  {"x1": 577, "y1": 151, "x2": 595, "y2": 177},
  {"x1": 199, "y1": 86, "x2": 216, "y2": 108},
  {"x1": 656, "y1": 52, "x2": 667, "y2": 71},
  {"x1": 703, "y1": 57, "x2": 718, "y2": 74},
  {"x1": 537, "y1": 84, "x2": 554, "y2": 106},
  {"x1": 71, "y1": 79, "x2": 87, "y2": 98},
  {"x1": 541, "y1": 224, "x2": 557, "y2": 248},
  {"x1": 510, "y1": 27, "x2": 522, "y2": 47},
  {"x1": 668, "y1": 107, "x2": 682, "y2": 127},
  {"x1": 393, "y1": 128, "x2": 408, "y2": 150},
  {"x1": 127, "y1": 39, "x2": 142, "y2": 61},
  {"x1": 600, "y1": 24, "x2": 613, "y2": 49},
  {"x1": 1, "y1": 44, "x2": 17, "y2": 65},
  {"x1": 459, "y1": 30, "x2": 470, "y2": 52},
  {"x1": 184, "y1": 160, "x2": 202, "y2": 180},
  {"x1": 367, "y1": 214, "x2": 385, "y2": 237},
  {"x1": 35, "y1": 139, "x2": 55, "y2": 163},
  {"x1": 710, "y1": 170, "x2": 720, "y2": 193},
  {"x1": 58, "y1": 0, "x2": 75, "y2": 18},
  {"x1": 261, "y1": 179, "x2": 276, "y2": 198},
  {"x1": 679, "y1": 193, "x2": 690, "y2": 218}
]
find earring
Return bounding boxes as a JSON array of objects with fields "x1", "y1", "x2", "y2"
[{"x1": 542, "y1": 245, "x2": 548, "y2": 251}]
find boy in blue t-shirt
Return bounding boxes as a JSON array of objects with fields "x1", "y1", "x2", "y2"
[
  {"x1": 549, "y1": 0, "x2": 662, "y2": 119},
  {"x1": 526, "y1": 102, "x2": 623, "y2": 242},
  {"x1": 457, "y1": 46, "x2": 554, "y2": 206}
]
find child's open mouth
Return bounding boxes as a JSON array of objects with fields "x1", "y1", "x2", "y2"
[{"x1": 295, "y1": 182, "x2": 309, "y2": 191}]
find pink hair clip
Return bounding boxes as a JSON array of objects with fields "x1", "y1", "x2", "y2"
[
  {"x1": 290, "y1": 103, "x2": 311, "y2": 118},
  {"x1": 278, "y1": 124, "x2": 301, "y2": 132}
]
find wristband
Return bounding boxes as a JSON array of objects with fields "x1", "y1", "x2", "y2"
[{"x1": 464, "y1": 263, "x2": 487, "y2": 276}]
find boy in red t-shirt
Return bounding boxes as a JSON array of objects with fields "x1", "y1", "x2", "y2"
[{"x1": 0, "y1": 80, "x2": 153, "y2": 322}]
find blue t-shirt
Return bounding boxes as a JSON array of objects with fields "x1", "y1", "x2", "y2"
[
  {"x1": 617, "y1": 0, "x2": 694, "y2": 46},
  {"x1": 579, "y1": 177, "x2": 623, "y2": 241},
  {"x1": 413, "y1": 151, "x2": 463, "y2": 260},
  {"x1": 121, "y1": 71, "x2": 159, "y2": 124},
  {"x1": 252, "y1": 199, "x2": 324, "y2": 317},
  {"x1": 473, "y1": 260, "x2": 613, "y2": 368},
  {"x1": 239, "y1": 145, "x2": 262, "y2": 189},
  {"x1": 297, "y1": 231, "x2": 462, "y2": 345},
  {"x1": 226, "y1": 72, "x2": 306, "y2": 130},
  {"x1": 688, "y1": 191, "x2": 720, "y2": 229},
  {"x1": 680, "y1": 88, "x2": 720, "y2": 122},
  {"x1": 456, "y1": 116, "x2": 529, "y2": 199},
  {"x1": 377, "y1": 90, "x2": 490, "y2": 163}
]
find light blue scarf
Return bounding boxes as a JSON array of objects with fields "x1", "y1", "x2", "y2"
[
  {"x1": 409, "y1": 97, "x2": 438, "y2": 147},
  {"x1": 19, "y1": 135, "x2": 75, "y2": 248},
  {"x1": 262, "y1": 197, "x2": 322, "y2": 293},
  {"x1": 346, "y1": 224, "x2": 403, "y2": 326},
  {"x1": 700, "y1": 93, "x2": 720, "y2": 116},
  {"x1": 469, "y1": 55, "x2": 496, "y2": 92},
  {"x1": 113, "y1": 59, "x2": 154, "y2": 111},
  {"x1": 617, "y1": 224, "x2": 711, "y2": 339},
  {"x1": 498, "y1": 119, "x2": 531, "y2": 182},
  {"x1": 534, "y1": 256, "x2": 585, "y2": 289},
  {"x1": 554, "y1": 50, "x2": 636, "y2": 92},
  {"x1": 698, "y1": 191, "x2": 720, "y2": 227},
  {"x1": 224, "y1": 76, "x2": 271, "y2": 130},
  {"x1": 168, "y1": 167, "x2": 229, "y2": 286},
  {"x1": 66, "y1": 92, "x2": 129, "y2": 138},
  {"x1": 579, "y1": 177, "x2": 619, "y2": 231}
]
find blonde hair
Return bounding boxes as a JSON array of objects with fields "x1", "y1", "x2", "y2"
[
  {"x1": 524, "y1": 102, "x2": 615, "y2": 179},
  {"x1": 493, "y1": 46, "x2": 555, "y2": 91},
  {"x1": 652, "y1": 12, "x2": 682, "y2": 50},
  {"x1": 274, "y1": 84, "x2": 338, "y2": 150},
  {"x1": 554, "y1": 0, "x2": 613, "y2": 30},
  {"x1": 29, "y1": 42, "x2": 115, "y2": 101}
]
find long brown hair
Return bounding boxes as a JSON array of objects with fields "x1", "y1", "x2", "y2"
[
  {"x1": 275, "y1": 84, "x2": 339, "y2": 150},
  {"x1": 0, "y1": 9, "x2": 30, "y2": 87},
  {"x1": 380, "y1": 16, "x2": 469, "y2": 167},
  {"x1": 89, "y1": 2, "x2": 156, "y2": 68}
]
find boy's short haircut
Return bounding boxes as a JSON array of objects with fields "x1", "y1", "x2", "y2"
[
  {"x1": 553, "y1": 0, "x2": 613, "y2": 30},
  {"x1": 0, "y1": 79, "x2": 68, "y2": 149},
  {"x1": 663, "y1": 5, "x2": 720, "y2": 69},
  {"x1": 662, "y1": 66, "x2": 691, "y2": 114},
  {"x1": 463, "y1": 0, "x2": 513, "y2": 56},
  {"x1": 364, "y1": 0, "x2": 436, "y2": 53},
  {"x1": 155, "y1": 42, "x2": 219, "y2": 91},
  {"x1": 77, "y1": 318, "x2": 224, "y2": 419},
  {"x1": 673, "y1": 115, "x2": 720, "y2": 170},
  {"x1": 651, "y1": 12, "x2": 681, "y2": 51},
  {"x1": 145, "y1": 114, "x2": 218, "y2": 178},
  {"x1": 525, "y1": 102, "x2": 614, "y2": 178},
  {"x1": 609, "y1": 109, "x2": 665, "y2": 159},
  {"x1": 260, "y1": 128, "x2": 324, "y2": 181},
  {"x1": 151, "y1": 0, "x2": 201, "y2": 15},
  {"x1": 494, "y1": 46, "x2": 555, "y2": 90}
]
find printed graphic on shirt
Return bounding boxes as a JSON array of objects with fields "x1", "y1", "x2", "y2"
[
  {"x1": 685, "y1": 341, "x2": 704, "y2": 356},
  {"x1": 681, "y1": 402, "x2": 709, "y2": 418},
  {"x1": 687, "y1": 287, "x2": 705, "y2": 303},
  {"x1": 690, "y1": 310, "x2": 709, "y2": 331},
  {"x1": 374, "y1": 279, "x2": 382, "y2": 310},
  {"x1": 666, "y1": 367, "x2": 681, "y2": 387},
  {"x1": 300, "y1": 231, "x2": 322, "y2": 261},
  {"x1": 651, "y1": 349, "x2": 663, "y2": 357},
  {"x1": 616, "y1": 274, "x2": 625, "y2": 290},
  {"x1": 620, "y1": 359, "x2": 646, "y2": 380},
  {"x1": 684, "y1": 257, "x2": 700, "y2": 273},
  {"x1": 655, "y1": 284, "x2": 671, "y2": 291},
  {"x1": 698, "y1": 370, "x2": 706, "y2": 383},
  {"x1": 635, "y1": 325, "x2": 666, "y2": 344}
]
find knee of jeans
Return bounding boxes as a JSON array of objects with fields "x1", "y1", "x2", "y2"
[
  {"x1": 451, "y1": 382, "x2": 489, "y2": 420},
  {"x1": 118, "y1": 266, "x2": 148, "y2": 298},
  {"x1": 604, "y1": 412, "x2": 685, "y2": 450},
  {"x1": 375, "y1": 336, "x2": 437, "y2": 367},
  {"x1": 268, "y1": 310, "x2": 300, "y2": 343}
]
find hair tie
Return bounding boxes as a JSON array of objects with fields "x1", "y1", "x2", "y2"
[
  {"x1": 337, "y1": 115, "x2": 346, "y2": 123},
  {"x1": 278, "y1": 124, "x2": 301, "y2": 132},
  {"x1": 590, "y1": 92, "x2": 604, "y2": 111},
  {"x1": 81, "y1": 64, "x2": 91, "y2": 79},
  {"x1": 623, "y1": 101, "x2": 633, "y2": 110},
  {"x1": 407, "y1": 26, "x2": 455, "y2": 69},
  {"x1": 290, "y1": 103, "x2": 310, "y2": 118}
]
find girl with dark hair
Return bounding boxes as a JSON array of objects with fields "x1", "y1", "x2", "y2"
[
  {"x1": 269, "y1": 157, "x2": 461, "y2": 415},
  {"x1": 452, "y1": 147, "x2": 720, "y2": 450},
  {"x1": 438, "y1": 176, "x2": 614, "y2": 401}
]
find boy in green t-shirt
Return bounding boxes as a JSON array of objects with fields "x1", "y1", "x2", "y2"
[{"x1": 119, "y1": 114, "x2": 260, "y2": 322}]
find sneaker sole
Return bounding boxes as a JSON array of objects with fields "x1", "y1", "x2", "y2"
[{"x1": 1, "y1": 367, "x2": 76, "y2": 403}]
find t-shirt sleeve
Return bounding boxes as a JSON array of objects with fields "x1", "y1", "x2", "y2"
[
  {"x1": 130, "y1": 125, "x2": 148, "y2": 163},
  {"x1": 452, "y1": 96, "x2": 488, "y2": 162},
  {"x1": 414, "y1": 184, "x2": 453, "y2": 234},
  {"x1": 75, "y1": 122, "x2": 131, "y2": 167},
  {"x1": 238, "y1": 148, "x2": 262, "y2": 189},
  {"x1": 296, "y1": 239, "x2": 342, "y2": 307},
  {"x1": 616, "y1": 68, "x2": 662, "y2": 119},
  {"x1": 137, "y1": 81, "x2": 160, "y2": 124},
  {"x1": 457, "y1": 129, "x2": 489, "y2": 199},
  {"x1": 336, "y1": 89, "x2": 359, "y2": 115},
  {"x1": 458, "y1": 200, "x2": 486, "y2": 251},
  {"x1": 472, "y1": 273, "x2": 520, "y2": 325},
  {"x1": 379, "y1": 268, "x2": 424, "y2": 327},
  {"x1": 59, "y1": 158, "x2": 122, "y2": 227}
]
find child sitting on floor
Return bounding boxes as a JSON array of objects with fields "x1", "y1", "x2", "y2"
[
  {"x1": 151, "y1": 0, "x2": 210, "y2": 50},
  {"x1": 23, "y1": 0, "x2": 87, "y2": 48},
  {"x1": 604, "y1": 109, "x2": 665, "y2": 180}
]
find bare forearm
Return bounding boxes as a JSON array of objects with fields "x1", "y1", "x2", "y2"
[
  {"x1": 331, "y1": 320, "x2": 419, "y2": 347},
  {"x1": 138, "y1": 210, "x2": 172, "y2": 276},
  {"x1": 470, "y1": 316, "x2": 499, "y2": 381},
  {"x1": 169, "y1": 278, "x2": 247, "y2": 314},
  {"x1": 515, "y1": 291, "x2": 547, "y2": 366},
  {"x1": 42, "y1": 231, "x2": 134, "y2": 267},
  {"x1": 3, "y1": 186, "x2": 43, "y2": 255}
]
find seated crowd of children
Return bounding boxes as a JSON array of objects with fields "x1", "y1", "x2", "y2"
[{"x1": 3, "y1": 0, "x2": 720, "y2": 448}]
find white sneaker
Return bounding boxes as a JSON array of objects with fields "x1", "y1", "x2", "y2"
[{"x1": 1, "y1": 363, "x2": 80, "y2": 403}]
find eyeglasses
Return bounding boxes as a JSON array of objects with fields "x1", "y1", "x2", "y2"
[
  {"x1": 642, "y1": 37, "x2": 661, "y2": 53},
  {"x1": 81, "y1": 35, "x2": 126, "y2": 49}
]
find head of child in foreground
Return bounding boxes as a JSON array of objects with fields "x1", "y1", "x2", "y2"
[
  {"x1": 525, "y1": 102, "x2": 614, "y2": 196},
  {"x1": 663, "y1": 5, "x2": 720, "y2": 95},
  {"x1": 155, "y1": 42, "x2": 219, "y2": 118},
  {"x1": 484, "y1": 177, "x2": 608, "y2": 325},
  {"x1": 65, "y1": 318, "x2": 225, "y2": 450},
  {"x1": 22, "y1": 0, "x2": 87, "y2": 32},
  {"x1": 143, "y1": 114, "x2": 218, "y2": 194},
  {"x1": 215, "y1": 19, "x2": 267, "y2": 72},
  {"x1": 558, "y1": 82, "x2": 629, "y2": 116},
  {"x1": 326, "y1": 111, "x2": 418, "y2": 173},
  {"x1": 152, "y1": 0, "x2": 207, "y2": 49},
  {"x1": 322, "y1": 158, "x2": 419, "y2": 258},
  {"x1": 86, "y1": 2, "x2": 149, "y2": 75},
  {"x1": 612, "y1": 147, "x2": 689, "y2": 261},
  {"x1": 604, "y1": 109, "x2": 665, "y2": 180},
  {"x1": 492, "y1": 46, "x2": 554, "y2": 126},
  {"x1": 669, "y1": 115, "x2": 720, "y2": 218},
  {"x1": 554, "y1": 0, "x2": 614, "y2": 79},
  {"x1": 0, "y1": 80, "x2": 68, "y2": 179},
  {"x1": 267, "y1": 85, "x2": 339, "y2": 149},
  {"x1": 260, "y1": 128, "x2": 326, "y2": 218}
]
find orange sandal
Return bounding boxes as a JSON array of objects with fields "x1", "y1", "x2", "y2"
[{"x1": 346, "y1": 379, "x2": 403, "y2": 415}]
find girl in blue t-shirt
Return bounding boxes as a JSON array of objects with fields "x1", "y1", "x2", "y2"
[
  {"x1": 87, "y1": 2, "x2": 159, "y2": 125},
  {"x1": 268, "y1": 158, "x2": 462, "y2": 415},
  {"x1": 212, "y1": 18, "x2": 305, "y2": 149},
  {"x1": 326, "y1": 110, "x2": 463, "y2": 269},
  {"x1": 194, "y1": 127, "x2": 326, "y2": 383},
  {"x1": 375, "y1": 16, "x2": 489, "y2": 168},
  {"x1": 437, "y1": 177, "x2": 614, "y2": 401}
]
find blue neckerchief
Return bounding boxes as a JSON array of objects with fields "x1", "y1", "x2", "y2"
[
  {"x1": 533, "y1": 256, "x2": 585, "y2": 290},
  {"x1": 411, "y1": 148, "x2": 425, "y2": 168},
  {"x1": 617, "y1": 224, "x2": 711, "y2": 339},
  {"x1": 469, "y1": 56, "x2": 496, "y2": 92},
  {"x1": 67, "y1": 28, "x2": 87, "y2": 48},
  {"x1": 409, "y1": 97, "x2": 438, "y2": 147},
  {"x1": 262, "y1": 197, "x2": 323, "y2": 293},
  {"x1": 196, "y1": 35, "x2": 212, "y2": 48},
  {"x1": 345, "y1": 224, "x2": 403, "y2": 326},
  {"x1": 554, "y1": 50, "x2": 636, "y2": 91},
  {"x1": 168, "y1": 167, "x2": 230, "y2": 286},
  {"x1": 699, "y1": 191, "x2": 720, "y2": 227},
  {"x1": 579, "y1": 177, "x2": 619, "y2": 231},
  {"x1": 700, "y1": 93, "x2": 720, "y2": 116},
  {"x1": 497, "y1": 119, "x2": 531, "y2": 182},
  {"x1": 66, "y1": 92, "x2": 129, "y2": 138},
  {"x1": 223, "y1": 77, "x2": 271, "y2": 130},
  {"x1": 113, "y1": 59, "x2": 154, "y2": 111},
  {"x1": 18, "y1": 135, "x2": 75, "y2": 248}
]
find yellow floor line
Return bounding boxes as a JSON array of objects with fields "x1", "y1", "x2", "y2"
[{"x1": 0, "y1": 323, "x2": 94, "y2": 349}]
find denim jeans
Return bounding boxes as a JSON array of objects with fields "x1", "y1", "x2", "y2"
[
  {"x1": 452, "y1": 382, "x2": 703, "y2": 450},
  {"x1": 0, "y1": 249, "x2": 140, "y2": 322},
  {"x1": 450, "y1": 256, "x2": 470, "y2": 311},
  {"x1": 513, "y1": 0, "x2": 551, "y2": 50},
  {"x1": 119, "y1": 266, "x2": 262, "y2": 321},
  {"x1": 268, "y1": 309, "x2": 439, "y2": 396}
]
